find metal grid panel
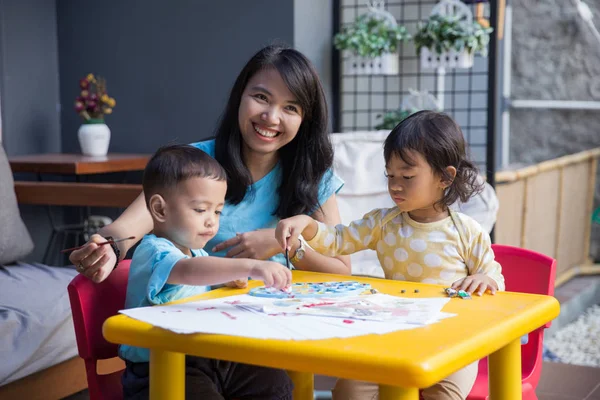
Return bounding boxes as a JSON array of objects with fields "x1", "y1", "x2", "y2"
[{"x1": 336, "y1": 0, "x2": 492, "y2": 171}]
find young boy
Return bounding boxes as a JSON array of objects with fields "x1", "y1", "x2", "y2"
[{"x1": 119, "y1": 144, "x2": 293, "y2": 399}]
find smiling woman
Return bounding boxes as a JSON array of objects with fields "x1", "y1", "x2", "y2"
[
  {"x1": 69, "y1": 44, "x2": 350, "y2": 282},
  {"x1": 198, "y1": 45, "x2": 350, "y2": 275}
]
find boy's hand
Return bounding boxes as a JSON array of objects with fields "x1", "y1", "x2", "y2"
[
  {"x1": 249, "y1": 261, "x2": 292, "y2": 290},
  {"x1": 451, "y1": 274, "x2": 499, "y2": 296},
  {"x1": 225, "y1": 278, "x2": 248, "y2": 289},
  {"x1": 275, "y1": 215, "x2": 314, "y2": 252}
]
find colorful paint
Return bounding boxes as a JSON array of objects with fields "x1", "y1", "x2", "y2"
[{"x1": 248, "y1": 281, "x2": 371, "y2": 299}]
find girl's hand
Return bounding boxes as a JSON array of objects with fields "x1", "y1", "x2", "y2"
[
  {"x1": 275, "y1": 215, "x2": 314, "y2": 252},
  {"x1": 224, "y1": 278, "x2": 248, "y2": 289},
  {"x1": 68, "y1": 234, "x2": 117, "y2": 283},
  {"x1": 212, "y1": 230, "x2": 280, "y2": 260},
  {"x1": 451, "y1": 274, "x2": 499, "y2": 296}
]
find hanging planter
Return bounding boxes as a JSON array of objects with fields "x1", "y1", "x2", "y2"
[
  {"x1": 420, "y1": 47, "x2": 474, "y2": 69},
  {"x1": 334, "y1": 1, "x2": 410, "y2": 75},
  {"x1": 344, "y1": 53, "x2": 399, "y2": 76},
  {"x1": 375, "y1": 89, "x2": 442, "y2": 130},
  {"x1": 414, "y1": 0, "x2": 493, "y2": 70}
]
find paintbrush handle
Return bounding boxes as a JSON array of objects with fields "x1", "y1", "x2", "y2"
[{"x1": 60, "y1": 236, "x2": 135, "y2": 254}]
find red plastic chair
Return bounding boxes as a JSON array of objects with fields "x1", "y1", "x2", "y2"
[
  {"x1": 467, "y1": 245, "x2": 556, "y2": 400},
  {"x1": 68, "y1": 260, "x2": 131, "y2": 400}
]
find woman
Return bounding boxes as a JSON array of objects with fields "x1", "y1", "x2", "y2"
[{"x1": 70, "y1": 45, "x2": 351, "y2": 282}]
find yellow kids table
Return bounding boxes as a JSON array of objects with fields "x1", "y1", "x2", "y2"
[{"x1": 103, "y1": 271, "x2": 559, "y2": 400}]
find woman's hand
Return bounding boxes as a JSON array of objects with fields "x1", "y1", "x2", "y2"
[
  {"x1": 69, "y1": 234, "x2": 117, "y2": 283},
  {"x1": 451, "y1": 274, "x2": 499, "y2": 296},
  {"x1": 212, "y1": 230, "x2": 281, "y2": 260}
]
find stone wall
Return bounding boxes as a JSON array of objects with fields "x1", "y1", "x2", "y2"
[{"x1": 510, "y1": 0, "x2": 600, "y2": 261}]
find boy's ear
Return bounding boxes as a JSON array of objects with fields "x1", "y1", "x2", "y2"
[
  {"x1": 439, "y1": 166, "x2": 457, "y2": 189},
  {"x1": 148, "y1": 194, "x2": 168, "y2": 222}
]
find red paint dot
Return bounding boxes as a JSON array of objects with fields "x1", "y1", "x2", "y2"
[{"x1": 343, "y1": 319, "x2": 354, "y2": 324}]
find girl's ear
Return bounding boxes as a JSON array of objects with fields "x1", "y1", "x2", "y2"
[
  {"x1": 439, "y1": 166, "x2": 457, "y2": 189},
  {"x1": 148, "y1": 194, "x2": 168, "y2": 223}
]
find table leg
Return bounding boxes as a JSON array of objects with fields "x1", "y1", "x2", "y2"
[
  {"x1": 379, "y1": 385, "x2": 419, "y2": 399},
  {"x1": 149, "y1": 349, "x2": 185, "y2": 400},
  {"x1": 286, "y1": 370, "x2": 313, "y2": 400},
  {"x1": 488, "y1": 338, "x2": 522, "y2": 400}
]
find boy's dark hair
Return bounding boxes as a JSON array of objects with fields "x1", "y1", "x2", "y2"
[
  {"x1": 142, "y1": 144, "x2": 227, "y2": 205},
  {"x1": 214, "y1": 44, "x2": 333, "y2": 218},
  {"x1": 384, "y1": 110, "x2": 483, "y2": 209}
]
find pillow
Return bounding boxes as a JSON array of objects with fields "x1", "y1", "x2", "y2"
[{"x1": 0, "y1": 145, "x2": 34, "y2": 264}]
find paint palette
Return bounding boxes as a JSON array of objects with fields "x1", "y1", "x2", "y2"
[{"x1": 249, "y1": 281, "x2": 372, "y2": 299}]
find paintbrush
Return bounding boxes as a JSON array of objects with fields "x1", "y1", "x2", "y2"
[
  {"x1": 60, "y1": 236, "x2": 136, "y2": 253},
  {"x1": 282, "y1": 241, "x2": 293, "y2": 294}
]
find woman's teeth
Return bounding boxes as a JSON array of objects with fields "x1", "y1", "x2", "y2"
[{"x1": 254, "y1": 124, "x2": 279, "y2": 138}]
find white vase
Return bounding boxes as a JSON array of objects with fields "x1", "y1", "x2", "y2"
[{"x1": 78, "y1": 122, "x2": 111, "y2": 157}]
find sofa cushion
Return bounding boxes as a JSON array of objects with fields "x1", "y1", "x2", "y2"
[{"x1": 0, "y1": 145, "x2": 34, "y2": 264}]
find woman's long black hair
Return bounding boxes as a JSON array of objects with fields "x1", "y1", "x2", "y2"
[{"x1": 214, "y1": 45, "x2": 333, "y2": 218}]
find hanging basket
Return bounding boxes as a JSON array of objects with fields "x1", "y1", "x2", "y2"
[
  {"x1": 401, "y1": 88, "x2": 441, "y2": 111},
  {"x1": 420, "y1": 48, "x2": 474, "y2": 69},
  {"x1": 339, "y1": 1, "x2": 402, "y2": 76},
  {"x1": 418, "y1": 0, "x2": 476, "y2": 69},
  {"x1": 344, "y1": 53, "x2": 399, "y2": 75}
]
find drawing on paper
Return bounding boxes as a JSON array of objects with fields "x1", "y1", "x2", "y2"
[{"x1": 262, "y1": 294, "x2": 447, "y2": 324}]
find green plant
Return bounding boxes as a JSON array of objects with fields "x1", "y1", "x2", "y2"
[
  {"x1": 413, "y1": 14, "x2": 493, "y2": 56},
  {"x1": 375, "y1": 89, "x2": 442, "y2": 130},
  {"x1": 334, "y1": 13, "x2": 410, "y2": 58},
  {"x1": 374, "y1": 109, "x2": 415, "y2": 130}
]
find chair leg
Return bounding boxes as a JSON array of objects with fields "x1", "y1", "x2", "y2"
[{"x1": 43, "y1": 228, "x2": 58, "y2": 265}]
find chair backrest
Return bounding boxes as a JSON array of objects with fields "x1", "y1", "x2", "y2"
[
  {"x1": 491, "y1": 244, "x2": 556, "y2": 302},
  {"x1": 68, "y1": 260, "x2": 131, "y2": 361}
]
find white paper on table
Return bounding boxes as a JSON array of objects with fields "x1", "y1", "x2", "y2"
[
  {"x1": 119, "y1": 294, "x2": 455, "y2": 340},
  {"x1": 261, "y1": 294, "x2": 452, "y2": 325}
]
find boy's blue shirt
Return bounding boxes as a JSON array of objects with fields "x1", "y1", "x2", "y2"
[
  {"x1": 119, "y1": 234, "x2": 210, "y2": 362},
  {"x1": 190, "y1": 139, "x2": 344, "y2": 266}
]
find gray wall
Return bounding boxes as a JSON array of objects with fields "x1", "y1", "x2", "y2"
[
  {"x1": 509, "y1": 0, "x2": 600, "y2": 260},
  {"x1": 0, "y1": 0, "x2": 61, "y2": 155},
  {"x1": 0, "y1": 0, "x2": 62, "y2": 263},
  {"x1": 0, "y1": 0, "x2": 295, "y2": 263},
  {"x1": 57, "y1": 0, "x2": 294, "y2": 154},
  {"x1": 294, "y1": 0, "x2": 334, "y2": 115}
]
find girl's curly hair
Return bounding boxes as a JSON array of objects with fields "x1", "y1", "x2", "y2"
[{"x1": 384, "y1": 110, "x2": 483, "y2": 210}]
